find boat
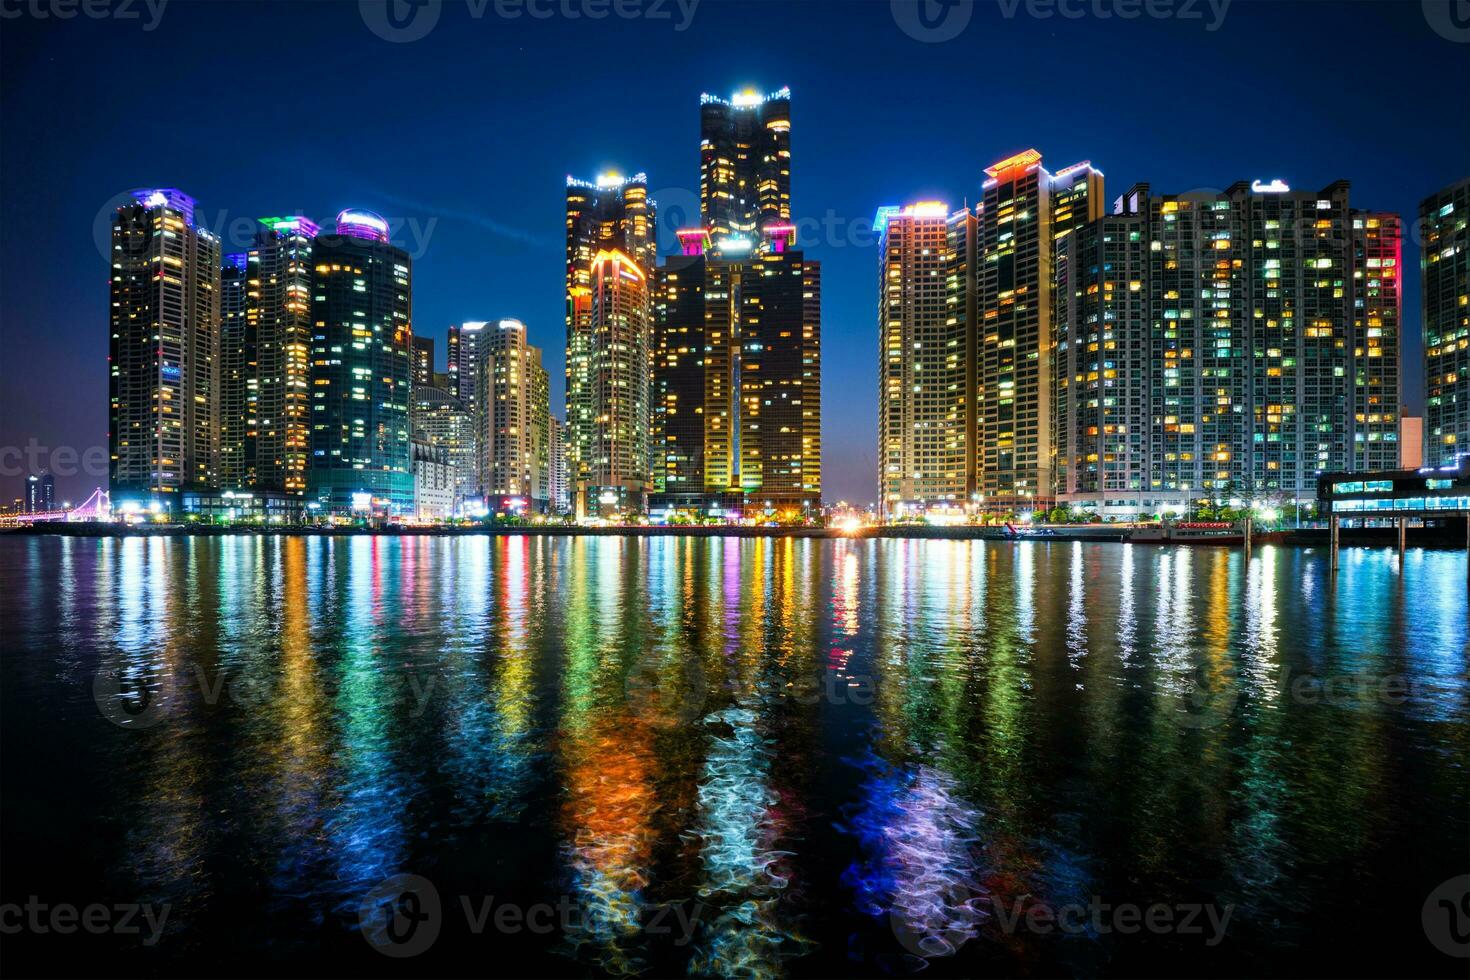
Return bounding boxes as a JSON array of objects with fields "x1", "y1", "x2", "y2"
[{"x1": 1127, "y1": 521, "x2": 1244, "y2": 545}]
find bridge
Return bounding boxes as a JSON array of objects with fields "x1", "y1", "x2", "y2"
[{"x1": 0, "y1": 488, "x2": 111, "y2": 525}]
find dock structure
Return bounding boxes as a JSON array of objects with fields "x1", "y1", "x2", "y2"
[{"x1": 1317, "y1": 456, "x2": 1470, "y2": 583}]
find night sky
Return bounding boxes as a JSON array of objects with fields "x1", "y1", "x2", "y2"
[{"x1": 2, "y1": 0, "x2": 1466, "y2": 505}]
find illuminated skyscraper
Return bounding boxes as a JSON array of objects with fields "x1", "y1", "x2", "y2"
[
  {"x1": 219, "y1": 252, "x2": 252, "y2": 489},
  {"x1": 548, "y1": 415, "x2": 568, "y2": 513},
  {"x1": 700, "y1": 86, "x2": 791, "y2": 239},
  {"x1": 475, "y1": 318, "x2": 551, "y2": 512},
  {"x1": 307, "y1": 209, "x2": 414, "y2": 515},
  {"x1": 652, "y1": 227, "x2": 821, "y2": 518},
  {"x1": 448, "y1": 319, "x2": 488, "y2": 405},
  {"x1": 412, "y1": 334, "x2": 435, "y2": 387},
  {"x1": 413, "y1": 383, "x2": 477, "y2": 509},
  {"x1": 565, "y1": 172, "x2": 655, "y2": 514},
  {"x1": 1352, "y1": 211, "x2": 1402, "y2": 472},
  {"x1": 109, "y1": 188, "x2": 221, "y2": 503},
  {"x1": 246, "y1": 217, "x2": 317, "y2": 495},
  {"x1": 1422, "y1": 177, "x2": 1470, "y2": 466},
  {"x1": 875, "y1": 202, "x2": 966, "y2": 517},
  {"x1": 975, "y1": 151, "x2": 1104, "y2": 509}
]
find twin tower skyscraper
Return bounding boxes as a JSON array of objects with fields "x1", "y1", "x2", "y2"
[{"x1": 564, "y1": 86, "x2": 821, "y2": 519}]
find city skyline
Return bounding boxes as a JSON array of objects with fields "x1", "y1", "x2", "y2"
[{"x1": 2, "y1": 1, "x2": 1467, "y2": 504}]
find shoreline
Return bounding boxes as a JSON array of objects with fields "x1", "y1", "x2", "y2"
[{"x1": 4, "y1": 523, "x2": 1468, "y2": 548}]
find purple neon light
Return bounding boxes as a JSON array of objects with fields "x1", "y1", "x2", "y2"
[{"x1": 336, "y1": 208, "x2": 390, "y2": 242}]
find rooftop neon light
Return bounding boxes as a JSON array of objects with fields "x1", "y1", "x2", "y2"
[
  {"x1": 700, "y1": 86, "x2": 791, "y2": 107},
  {"x1": 259, "y1": 215, "x2": 321, "y2": 238},
  {"x1": 872, "y1": 201, "x2": 950, "y2": 234},
  {"x1": 1251, "y1": 178, "x2": 1291, "y2": 193},
  {"x1": 984, "y1": 149, "x2": 1043, "y2": 180},
  {"x1": 567, "y1": 172, "x2": 647, "y2": 190},
  {"x1": 336, "y1": 209, "x2": 390, "y2": 242},
  {"x1": 130, "y1": 188, "x2": 197, "y2": 226}
]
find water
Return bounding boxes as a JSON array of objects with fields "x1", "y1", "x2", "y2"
[{"x1": 1, "y1": 535, "x2": 1466, "y2": 977}]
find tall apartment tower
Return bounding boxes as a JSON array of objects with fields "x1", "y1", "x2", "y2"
[
  {"x1": 876, "y1": 202, "x2": 966, "y2": 516},
  {"x1": 565, "y1": 172, "x2": 655, "y2": 515},
  {"x1": 475, "y1": 318, "x2": 551, "y2": 512},
  {"x1": 548, "y1": 416, "x2": 568, "y2": 514},
  {"x1": 412, "y1": 335, "x2": 435, "y2": 387},
  {"x1": 975, "y1": 151, "x2": 1104, "y2": 510},
  {"x1": 1421, "y1": 177, "x2": 1470, "y2": 466},
  {"x1": 308, "y1": 209, "x2": 414, "y2": 514},
  {"x1": 1352, "y1": 211, "x2": 1403, "y2": 472},
  {"x1": 246, "y1": 217, "x2": 317, "y2": 495},
  {"x1": 699, "y1": 86, "x2": 791, "y2": 239},
  {"x1": 219, "y1": 252, "x2": 252, "y2": 489},
  {"x1": 447, "y1": 320, "x2": 488, "y2": 405},
  {"x1": 109, "y1": 188, "x2": 221, "y2": 503}
]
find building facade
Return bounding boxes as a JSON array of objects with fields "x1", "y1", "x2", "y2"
[
  {"x1": 876, "y1": 203, "x2": 965, "y2": 517},
  {"x1": 475, "y1": 318, "x2": 551, "y2": 512},
  {"x1": 412, "y1": 383, "x2": 477, "y2": 512},
  {"x1": 1422, "y1": 177, "x2": 1470, "y2": 466},
  {"x1": 307, "y1": 209, "x2": 414, "y2": 515},
  {"x1": 565, "y1": 173, "x2": 655, "y2": 515},
  {"x1": 109, "y1": 188, "x2": 221, "y2": 504},
  {"x1": 699, "y1": 86, "x2": 791, "y2": 239},
  {"x1": 411, "y1": 435, "x2": 454, "y2": 520}
]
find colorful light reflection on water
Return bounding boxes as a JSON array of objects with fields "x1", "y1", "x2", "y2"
[{"x1": 1, "y1": 536, "x2": 1466, "y2": 977}]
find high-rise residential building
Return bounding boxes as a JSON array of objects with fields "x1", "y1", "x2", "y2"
[
  {"x1": 975, "y1": 151, "x2": 1104, "y2": 510},
  {"x1": 652, "y1": 227, "x2": 821, "y2": 517},
  {"x1": 475, "y1": 318, "x2": 551, "y2": 512},
  {"x1": 1042, "y1": 179, "x2": 1402, "y2": 514},
  {"x1": 219, "y1": 252, "x2": 252, "y2": 489},
  {"x1": 565, "y1": 172, "x2": 655, "y2": 515},
  {"x1": 411, "y1": 434, "x2": 454, "y2": 520},
  {"x1": 699, "y1": 86, "x2": 791, "y2": 239},
  {"x1": 308, "y1": 209, "x2": 414, "y2": 515},
  {"x1": 412, "y1": 335, "x2": 435, "y2": 387},
  {"x1": 447, "y1": 320, "x2": 488, "y2": 404},
  {"x1": 1421, "y1": 177, "x2": 1470, "y2": 466},
  {"x1": 1352, "y1": 211, "x2": 1402, "y2": 472},
  {"x1": 244, "y1": 217, "x2": 316, "y2": 496},
  {"x1": 876, "y1": 202, "x2": 966, "y2": 517},
  {"x1": 947, "y1": 206, "x2": 979, "y2": 501},
  {"x1": 548, "y1": 416, "x2": 568, "y2": 514},
  {"x1": 1052, "y1": 204, "x2": 1151, "y2": 510},
  {"x1": 413, "y1": 383, "x2": 477, "y2": 510},
  {"x1": 109, "y1": 188, "x2": 221, "y2": 504},
  {"x1": 24, "y1": 474, "x2": 53, "y2": 513}
]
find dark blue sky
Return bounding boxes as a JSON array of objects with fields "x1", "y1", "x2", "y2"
[{"x1": 2, "y1": 0, "x2": 1466, "y2": 504}]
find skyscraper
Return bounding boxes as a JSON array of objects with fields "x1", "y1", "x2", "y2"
[
  {"x1": 1421, "y1": 177, "x2": 1470, "y2": 466},
  {"x1": 447, "y1": 320, "x2": 488, "y2": 404},
  {"x1": 475, "y1": 318, "x2": 551, "y2": 512},
  {"x1": 565, "y1": 172, "x2": 655, "y2": 515},
  {"x1": 700, "y1": 86, "x2": 791, "y2": 238},
  {"x1": 975, "y1": 151, "x2": 1104, "y2": 510},
  {"x1": 109, "y1": 188, "x2": 221, "y2": 504},
  {"x1": 876, "y1": 202, "x2": 966, "y2": 517},
  {"x1": 308, "y1": 209, "x2": 414, "y2": 515},
  {"x1": 23, "y1": 474, "x2": 53, "y2": 513},
  {"x1": 219, "y1": 252, "x2": 252, "y2": 489},
  {"x1": 1352, "y1": 211, "x2": 1402, "y2": 472},
  {"x1": 413, "y1": 382, "x2": 477, "y2": 510},
  {"x1": 548, "y1": 415, "x2": 568, "y2": 514},
  {"x1": 245, "y1": 216, "x2": 317, "y2": 495},
  {"x1": 412, "y1": 334, "x2": 435, "y2": 387}
]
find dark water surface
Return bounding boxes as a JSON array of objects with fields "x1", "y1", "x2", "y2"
[{"x1": 2, "y1": 535, "x2": 1467, "y2": 977}]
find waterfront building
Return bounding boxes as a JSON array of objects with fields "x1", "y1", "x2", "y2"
[
  {"x1": 1422, "y1": 177, "x2": 1470, "y2": 466},
  {"x1": 412, "y1": 434, "x2": 454, "y2": 520},
  {"x1": 307, "y1": 209, "x2": 414, "y2": 515},
  {"x1": 875, "y1": 202, "x2": 966, "y2": 517},
  {"x1": 548, "y1": 415, "x2": 568, "y2": 514},
  {"x1": 699, "y1": 86, "x2": 791, "y2": 239},
  {"x1": 412, "y1": 383, "x2": 477, "y2": 512},
  {"x1": 975, "y1": 151, "x2": 1104, "y2": 510},
  {"x1": 219, "y1": 252, "x2": 252, "y2": 489},
  {"x1": 24, "y1": 473, "x2": 54, "y2": 513},
  {"x1": 565, "y1": 172, "x2": 655, "y2": 516},
  {"x1": 652, "y1": 226, "x2": 821, "y2": 519},
  {"x1": 475, "y1": 318, "x2": 551, "y2": 512},
  {"x1": 108, "y1": 188, "x2": 221, "y2": 505}
]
